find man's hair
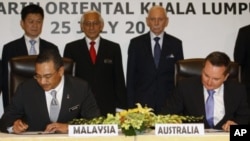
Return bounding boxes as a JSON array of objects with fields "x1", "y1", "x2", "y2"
[
  {"x1": 36, "y1": 49, "x2": 63, "y2": 70},
  {"x1": 21, "y1": 4, "x2": 44, "y2": 20},
  {"x1": 204, "y1": 51, "x2": 231, "y2": 75},
  {"x1": 80, "y1": 10, "x2": 104, "y2": 24}
]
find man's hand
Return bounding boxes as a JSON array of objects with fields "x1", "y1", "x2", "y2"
[
  {"x1": 222, "y1": 120, "x2": 237, "y2": 132},
  {"x1": 13, "y1": 119, "x2": 29, "y2": 133},
  {"x1": 45, "y1": 123, "x2": 68, "y2": 133}
]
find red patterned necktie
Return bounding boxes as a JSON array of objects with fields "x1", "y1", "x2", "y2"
[{"x1": 89, "y1": 41, "x2": 96, "y2": 64}]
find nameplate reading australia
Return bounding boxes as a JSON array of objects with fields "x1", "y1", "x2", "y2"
[
  {"x1": 68, "y1": 124, "x2": 118, "y2": 137},
  {"x1": 155, "y1": 123, "x2": 204, "y2": 136}
]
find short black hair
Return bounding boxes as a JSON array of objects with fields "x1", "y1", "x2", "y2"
[
  {"x1": 204, "y1": 51, "x2": 231, "y2": 75},
  {"x1": 36, "y1": 49, "x2": 63, "y2": 71},
  {"x1": 21, "y1": 4, "x2": 44, "y2": 20}
]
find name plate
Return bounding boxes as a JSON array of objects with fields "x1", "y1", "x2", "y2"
[
  {"x1": 155, "y1": 123, "x2": 204, "y2": 136},
  {"x1": 68, "y1": 124, "x2": 118, "y2": 137}
]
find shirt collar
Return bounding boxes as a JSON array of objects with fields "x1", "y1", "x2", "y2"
[
  {"x1": 85, "y1": 36, "x2": 100, "y2": 45},
  {"x1": 150, "y1": 32, "x2": 164, "y2": 40},
  {"x1": 24, "y1": 35, "x2": 39, "y2": 43}
]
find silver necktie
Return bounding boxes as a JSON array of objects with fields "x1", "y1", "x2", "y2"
[{"x1": 29, "y1": 40, "x2": 37, "y2": 55}]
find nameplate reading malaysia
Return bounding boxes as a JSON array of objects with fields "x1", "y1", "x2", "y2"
[
  {"x1": 68, "y1": 124, "x2": 118, "y2": 137},
  {"x1": 155, "y1": 123, "x2": 204, "y2": 136}
]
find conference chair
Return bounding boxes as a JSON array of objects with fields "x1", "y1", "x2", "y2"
[
  {"x1": 8, "y1": 55, "x2": 75, "y2": 104},
  {"x1": 174, "y1": 58, "x2": 241, "y2": 86}
]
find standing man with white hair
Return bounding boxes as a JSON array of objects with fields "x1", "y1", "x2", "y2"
[
  {"x1": 64, "y1": 10, "x2": 127, "y2": 116},
  {"x1": 126, "y1": 5, "x2": 184, "y2": 114}
]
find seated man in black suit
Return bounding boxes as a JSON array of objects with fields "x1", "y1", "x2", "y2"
[
  {"x1": 0, "y1": 49, "x2": 100, "y2": 134},
  {"x1": 160, "y1": 51, "x2": 250, "y2": 132},
  {"x1": 1, "y1": 4, "x2": 58, "y2": 108}
]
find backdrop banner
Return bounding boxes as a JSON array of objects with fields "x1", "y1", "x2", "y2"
[{"x1": 1, "y1": 0, "x2": 250, "y2": 71}]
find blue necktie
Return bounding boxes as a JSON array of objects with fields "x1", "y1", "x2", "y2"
[
  {"x1": 154, "y1": 37, "x2": 161, "y2": 68},
  {"x1": 205, "y1": 90, "x2": 215, "y2": 128},
  {"x1": 29, "y1": 40, "x2": 37, "y2": 55},
  {"x1": 50, "y1": 90, "x2": 60, "y2": 122}
]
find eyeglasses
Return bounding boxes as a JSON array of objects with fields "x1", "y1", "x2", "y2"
[
  {"x1": 34, "y1": 71, "x2": 58, "y2": 81},
  {"x1": 83, "y1": 21, "x2": 100, "y2": 27}
]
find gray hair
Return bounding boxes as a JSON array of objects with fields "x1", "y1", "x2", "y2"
[{"x1": 80, "y1": 10, "x2": 104, "y2": 24}]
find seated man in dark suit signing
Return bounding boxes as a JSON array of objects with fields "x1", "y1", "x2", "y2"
[
  {"x1": 0, "y1": 49, "x2": 100, "y2": 133},
  {"x1": 160, "y1": 51, "x2": 250, "y2": 132}
]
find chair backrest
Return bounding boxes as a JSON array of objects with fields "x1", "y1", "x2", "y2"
[
  {"x1": 8, "y1": 55, "x2": 75, "y2": 103},
  {"x1": 174, "y1": 58, "x2": 241, "y2": 86}
]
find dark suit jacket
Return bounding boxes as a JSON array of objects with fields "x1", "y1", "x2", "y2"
[
  {"x1": 0, "y1": 60, "x2": 2, "y2": 95},
  {"x1": 234, "y1": 24, "x2": 250, "y2": 84},
  {"x1": 160, "y1": 77, "x2": 250, "y2": 129},
  {"x1": 126, "y1": 32, "x2": 184, "y2": 114},
  {"x1": 0, "y1": 75, "x2": 100, "y2": 132},
  {"x1": 234, "y1": 25, "x2": 250, "y2": 115},
  {"x1": 63, "y1": 37, "x2": 127, "y2": 116},
  {"x1": 1, "y1": 36, "x2": 58, "y2": 108}
]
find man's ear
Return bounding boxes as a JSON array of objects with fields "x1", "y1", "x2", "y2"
[
  {"x1": 20, "y1": 20, "x2": 24, "y2": 29},
  {"x1": 224, "y1": 73, "x2": 230, "y2": 81},
  {"x1": 58, "y1": 66, "x2": 65, "y2": 76}
]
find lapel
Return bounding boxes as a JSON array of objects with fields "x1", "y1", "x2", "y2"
[
  {"x1": 161, "y1": 33, "x2": 170, "y2": 56},
  {"x1": 222, "y1": 82, "x2": 231, "y2": 114},
  {"x1": 82, "y1": 37, "x2": 94, "y2": 64},
  {"x1": 32, "y1": 83, "x2": 51, "y2": 121},
  {"x1": 38, "y1": 38, "x2": 42, "y2": 52},
  {"x1": 19, "y1": 36, "x2": 29, "y2": 54},
  {"x1": 95, "y1": 38, "x2": 104, "y2": 65},
  {"x1": 145, "y1": 32, "x2": 153, "y2": 56},
  {"x1": 144, "y1": 33, "x2": 157, "y2": 69},
  {"x1": 57, "y1": 76, "x2": 72, "y2": 120},
  {"x1": 195, "y1": 79, "x2": 206, "y2": 115}
]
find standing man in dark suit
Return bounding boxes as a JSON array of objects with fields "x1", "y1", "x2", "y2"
[
  {"x1": 126, "y1": 5, "x2": 184, "y2": 114},
  {"x1": 234, "y1": 25, "x2": 250, "y2": 122},
  {"x1": 0, "y1": 49, "x2": 100, "y2": 133},
  {"x1": 160, "y1": 51, "x2": 250, "y2": 131},
  {"x1": 1, "y1": 4, "x2": 58, "y2": 108},
  {"x1": 63, "y1": 11, "x2": 127, "y2": 116},
  {"x1": 0, "y1": 60, "x2": 2, "y2": 94}
]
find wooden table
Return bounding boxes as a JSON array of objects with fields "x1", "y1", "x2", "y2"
[{"x1": 0, "y1": 131, "x2": 229, "y2": 141}]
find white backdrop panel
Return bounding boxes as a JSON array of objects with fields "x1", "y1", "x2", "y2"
[{"x1": 1, "y1": 0, "x2": 250, "y2": 74}]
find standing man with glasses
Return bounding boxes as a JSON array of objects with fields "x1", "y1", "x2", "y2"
[
  {"x1": 0, "y1": 49, "x2": 100, "y2": 133},
  {"x1": 1, "y1": 4, "x2": 58, "y2": 109},
  {"x1": 126, "y1": 5, "x2": 184, "y2": 114},
  {"x1": 63, "y1": 10, "x2": 127, "y2": 116}
]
